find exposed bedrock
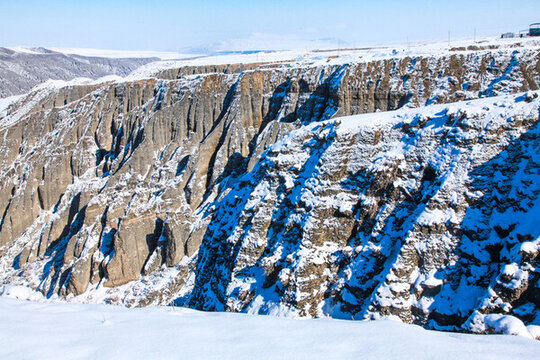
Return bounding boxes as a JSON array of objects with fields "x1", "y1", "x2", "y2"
[{"x1": 0, "y1": 47, "x2": 539, "y2": 333}]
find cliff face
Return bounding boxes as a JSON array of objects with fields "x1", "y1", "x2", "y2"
[
  {"x1": 185, "y1": 94, "x2": 540, "y2": 332},
  {"x1": 0, "y1": 43, "x2": 539, "y2": 334}
]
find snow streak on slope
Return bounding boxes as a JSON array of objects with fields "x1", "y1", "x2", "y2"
[
  {"x1": 0, "y1": 297, "x2": 538, "y2": 360},
  {"x1": 182, "y1": 91, "x2": 540, "y2": 334}
]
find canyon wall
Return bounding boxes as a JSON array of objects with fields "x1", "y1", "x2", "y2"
[{"x1": 0, "y1": 45, "x2": 539, "y2": 333}]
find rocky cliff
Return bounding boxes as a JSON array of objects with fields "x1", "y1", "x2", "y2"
[{"x1": 0, "y1": 40, "x2": 539, "y2": 336}]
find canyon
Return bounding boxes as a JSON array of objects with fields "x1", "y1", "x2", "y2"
[{"x1": 0, "y1": 38, "x2": 539, "y2": 336}]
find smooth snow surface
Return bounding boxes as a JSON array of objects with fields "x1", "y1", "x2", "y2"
[
  {"x1": 0, "y1": 297, "x2": 538, "y2": 360},
  {"x1": 126, "y1": 36, "x2": 540, "y2": 79}
]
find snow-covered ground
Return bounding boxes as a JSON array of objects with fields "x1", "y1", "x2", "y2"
[
  {"x1": 126, "y1": 35, "x2": 540, "y2": 78},
  {"x1": 10, "y1": 36, "x2": 534, "y2": 87},
  {"x1": 0, "y1": 296, "x2": 537, "y2": 360},
  {"x1": 0, "y1": 95, "x2": 23, "y2": 115},
  {"x1": 7, "y1": 36, "x2": 539, "y2": 93},
  {"x1": 4, "y1": 36, "x2": 539, "y2": 101}
]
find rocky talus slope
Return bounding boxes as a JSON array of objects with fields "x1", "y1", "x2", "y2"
[{"x1": 0, "y1": 41, "x2": 539, "y2": 336}]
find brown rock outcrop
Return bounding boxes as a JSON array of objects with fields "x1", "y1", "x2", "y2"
[{"x1": 0, "y1": 44, "x2": 538, "y2": 335}]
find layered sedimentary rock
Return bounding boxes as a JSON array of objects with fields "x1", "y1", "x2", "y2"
[
  {"x1": 185, "y1": 94, "x2": 539, "y2": 332},
  {"x1": 0, "y1": 42, "x2": 539, "y2": 334}
]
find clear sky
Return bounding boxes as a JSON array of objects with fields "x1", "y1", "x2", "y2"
[{"x1": 1, "y1": 0, "x2": 539, "y2": 53}]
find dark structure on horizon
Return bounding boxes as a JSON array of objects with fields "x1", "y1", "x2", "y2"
[{"x1": 530, "y1": 23, "x2": 540, "y2": 36}]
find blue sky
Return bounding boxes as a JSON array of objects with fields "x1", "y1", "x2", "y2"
[{"x1": 1, "y1": 1, "x2": 539, "y2": 52}]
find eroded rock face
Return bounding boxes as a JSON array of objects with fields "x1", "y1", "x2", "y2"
[
  {"x1": 0, "y1": 45, "x2": 539, "y2": 334},
  {"x1": 182, "y1": 96, "x2": 539, "y2": 329}
]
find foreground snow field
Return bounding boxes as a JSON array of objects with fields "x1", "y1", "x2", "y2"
[{"x1": 0, "y1": 297, "x2": 537, "y2": 360}]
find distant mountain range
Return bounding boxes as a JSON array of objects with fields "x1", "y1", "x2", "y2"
[{"x1": 0, "y1": 47, "x2": 190, "y2": 98}]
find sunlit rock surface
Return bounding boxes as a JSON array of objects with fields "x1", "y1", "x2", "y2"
[{"x1": 0, "y1": 39, "x2": 539, "y2": 335}]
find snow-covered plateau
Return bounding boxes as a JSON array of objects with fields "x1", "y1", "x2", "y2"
[
  {"x1": 0, "y1": 36, "x2": 539, "y2": 348},
  {"x1": 0, "y1": 296, "x2": 538, "y2": 360},
  {"x1": 0, "y1": 46, "x2": 196, "y2": 99}
]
